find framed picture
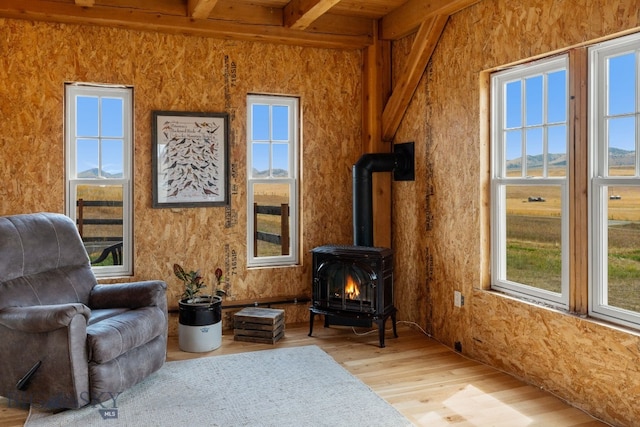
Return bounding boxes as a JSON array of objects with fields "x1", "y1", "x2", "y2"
[{"x1": 152, "y1": 111, "x2": 229, "y2": 208}]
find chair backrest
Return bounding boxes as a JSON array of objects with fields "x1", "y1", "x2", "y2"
[{"x1": 0, "y1": 212, "x2": 97, "y2": 310}]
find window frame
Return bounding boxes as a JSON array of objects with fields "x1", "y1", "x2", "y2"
[
  {"x1": 246, "y1": 94, "x2": 299, "y2": 268},
  {"x1": 65, "y1": 83, "x2": 133, "y2": 277},
  {"x1": 588, "y1": 32, "x2": 640, "y2": 328},
  {"x1": 490, "y1": 55, "x2": 570, "y2": 309}
]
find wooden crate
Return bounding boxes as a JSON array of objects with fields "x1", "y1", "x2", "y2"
[{"x1": 233, "y1": 307, "x2": 285, "y2": 344}]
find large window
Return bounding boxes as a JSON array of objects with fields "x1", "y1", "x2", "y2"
[
  {"x1": 246, "y1": 94, "x2": 299, "y2": 267},
  {"x1": 491, "y1": 56, "x2": 570, "y2": 308},
  {"x1": 491, "y1": 31, "x2": 640, "y2": 329},
  {"x1": 589, "y1": 33, "x2": 640, "y2": 328},
  {"x1": 65, "y1": 84, "x2": 133, "y2": 277}
]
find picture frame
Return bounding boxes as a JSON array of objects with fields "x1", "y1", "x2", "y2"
[{"x1": 152, "y1": 111, "x2": 229, "y2": 208}]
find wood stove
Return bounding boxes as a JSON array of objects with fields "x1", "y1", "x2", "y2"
[
  {"x1": 308, "y1": 142, "x2": 412, "y2": 348},
  {"x1": 309, "y1": 245, "x2": 397, "y2": 347}
]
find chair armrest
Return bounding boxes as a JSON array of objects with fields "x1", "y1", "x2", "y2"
[
  {"x1": 89, "y1": 280, "x2": 167, "y2": 310},
  {"x1": 0, "y1": 304, "x2": 90, "y2": 333}
]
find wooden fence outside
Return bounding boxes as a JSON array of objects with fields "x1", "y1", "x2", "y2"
[
  {"x1": 254, "y1": 203, "x2": 289, "y2": 256},
  {"x1": 76, "y1": 199, "x2": 124, "y2": 265}
]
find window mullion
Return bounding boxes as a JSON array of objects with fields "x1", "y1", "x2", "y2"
[{"x1": 568, "y1": 47, "x2": 589, "y2": 314}]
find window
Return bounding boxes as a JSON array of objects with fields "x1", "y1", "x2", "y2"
[
  {"x1": 491, "y1": 56, "x2": 570, "y2": 308},
  {"x1": 65, "y1": 84, "x2": 133, "y2": 277},
  {"x1": 589, "y1": 33, "x2": 640, "y2": 328},
  {"x1": 491, "y1": 31, "x2": 640, "y2": 329},
  {"x1": 247, "y1": 94, "x2": 299, "y2": 267}
]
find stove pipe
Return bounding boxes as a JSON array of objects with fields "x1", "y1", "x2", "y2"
[{"x1": 352, "y1": 142, "x2": 414, "y2": 247}]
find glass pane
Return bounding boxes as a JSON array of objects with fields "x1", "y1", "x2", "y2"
[
  {"x1": 505, "y1": 185, "x2": 562, "y2": 293},
  {"x1": 77, "y1": 96, "x2": 99, "y2": 137},
  {"x1": 272, "y1": 105, "x2": 289, "y2": 141},
  {"x1": 505, "y1": 80, "x2": 522, "y2": 128},
  {"x1": 505, "y1": 130, "x2": 522, "y2": 177},
  {"x1": 526, "y1": 128, "x2": 543, "y2": 177},
  {"x1": 76, "y1": 184, "x2": 123, "y2": 266},
  {"x1": 272, "y1": 143, "x2": 289, "y2": 177},
  {"x1": 77, "y1": 139, "x2": 99, "y2": 177},
  {"x1": 321, "y1": 263, "x2": 374, "y2": 310},
  {"x1": 102, "y1": 139, "x2": 124, "y2": 177},
  {"x1": 525, "y1": 75, "x2": 543, "y2": 126},
  {"x1": 606, "y1": 186, "x2": 640, "y2": 312},
  {"x1": 608, "y1": 53, "x2": 636, "y2": 116},
  {"x1": 607, "y1": 116, "x2": 636, "y2": 176},
  {"x1": 548, "y1": 125, "x2": 567, "y2": 177},
  {"x1": 252, "y1": 183, "x2": 291, "y2": 257},
  {"x1": 547, "y1": 70, "x2": 566, "y2": 123},
  {"x1": 252, "y1": 104, "x2": 269, "y2": 140},
  {"x1": 252, "y1": 143, "x2": 269, "y2": 177},
  {"x1": 101, "y1": 98, "x2": 123, "y2": 138}
]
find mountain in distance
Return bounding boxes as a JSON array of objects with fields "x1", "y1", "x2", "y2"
[
  {"x1": 608, "y1": 147, "x2": 635, "y2": 166},
  {"x1": 506, "y1": 148, "x2": 634, "y2": 169},
  {"x1": 252, "y1": 168, "x2": 288, "y2": 177},
  {"x1": 78, "y1": 168, "x2": 123, "y2": 178}
]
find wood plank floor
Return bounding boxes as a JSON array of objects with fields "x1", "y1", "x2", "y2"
[{"x1": 1, "y1": 322, "x2": 607, "y2": 426}]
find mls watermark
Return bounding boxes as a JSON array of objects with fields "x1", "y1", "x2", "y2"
[{"x1": 3, "y1": 390, "x2": 122, "y2": 420}]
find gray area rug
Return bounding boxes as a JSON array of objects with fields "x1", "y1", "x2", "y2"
[{"x1": 26, "y1": 345, "x2": 413, "y2": 426}]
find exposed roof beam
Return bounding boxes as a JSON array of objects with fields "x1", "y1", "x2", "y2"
[
  {"x1": 284, "y1": 0, "x2": 341, "y2": 30},
  {"x1": 74, "y1": 0, "x2": 94, "y2": 6},
  {"x1": 381, "y1": 15, "x2": 448, "y2": 141},
  {"x1": 0, "y1": 0, "x2": 372, "y2": 49},
  {"x1": 380, "y1": 0, "x2": 479, "y2": 40},
  {"x1": 187, "y1": 0, "x2": 219, "y2": 20}
]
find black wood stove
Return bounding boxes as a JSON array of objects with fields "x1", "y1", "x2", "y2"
[
  {"x1": 308, "y1": 142, "x2": 413, "y2": 348},
  {"x1": 308, "y1": 245, "x2": 397, "y2": 347}
]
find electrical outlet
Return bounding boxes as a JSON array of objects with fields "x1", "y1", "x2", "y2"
[{"x1": 454, "y1": 291, "x2": 463, "y2": 307}]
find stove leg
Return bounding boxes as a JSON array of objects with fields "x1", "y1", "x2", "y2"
[
  {"x1": 377, "y1": 318, "x2": 386, "y2": 348},
  {"x1": 308, "y1": 311, "x2": 315, "y2": 337}
]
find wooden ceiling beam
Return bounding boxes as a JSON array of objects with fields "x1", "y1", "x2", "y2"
[
  {"x1": 283, "y1": 0, "x2": 341, "y2": 30},
  {"x1": 381, "y1": 15, "x2": 448, "y2": 142},
  {"x1": 0, "y1": 0, "x2": 372, "y2": 49},
  {"x1": 380, "y1": 0, "x2": 479, "y2": 40},
  {"x1": 187, "y1": 0, "x2": 219, "y2": 20}
]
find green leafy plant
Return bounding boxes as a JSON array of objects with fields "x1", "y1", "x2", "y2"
[{"x1": 174, "y1": 263, "x2": 226, "y2": 301}]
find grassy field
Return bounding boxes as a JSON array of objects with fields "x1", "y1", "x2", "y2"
[{"x1": 504, "y1": 166, "x2": 640, "y2": 311}]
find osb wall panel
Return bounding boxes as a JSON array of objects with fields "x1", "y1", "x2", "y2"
[
  {"x1": 471, "y1": 294, "x2": 640, "y2": 426},
  {"x1": 391, "y1": 0, "x2": 640, "y2": 424},
  {"x1": 390, "y1": 33, "x2": 433, "y2": 332},
  {"x1": 0, "y1": 19, "x2": 362, "y2": 326}
]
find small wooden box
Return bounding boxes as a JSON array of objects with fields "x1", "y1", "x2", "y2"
[{"x1": 234, "y1": 307, "x2": 285, "y2": 344}]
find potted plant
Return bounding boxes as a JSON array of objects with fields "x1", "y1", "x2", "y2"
[{"x1": 174, "y1": 263, "x2": 225, "y2": 353}]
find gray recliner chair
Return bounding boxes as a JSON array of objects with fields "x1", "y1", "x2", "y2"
[{"x1": 0, "y1": 212, "x2": 168, "y2": 409}]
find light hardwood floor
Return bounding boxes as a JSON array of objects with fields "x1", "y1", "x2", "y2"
[{"x1": 1, "y1": 322, "x2": 607, "y2": 426}]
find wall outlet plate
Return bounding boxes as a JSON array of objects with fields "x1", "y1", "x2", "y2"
[{"x1": 454, "y1": 291, "x2": 463, "y2": 307}]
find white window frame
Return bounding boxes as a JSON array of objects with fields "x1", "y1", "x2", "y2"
[
  {"x1": 65, "y1": 84, "x2": 133, "y2": 277},
  {"x1": 246, "y1": 94, "x2": 299, "y2": 267},
  {"x1": 589, "y1": 32, "x2": 640, "y2": 328},
  {"x1": 491, "y1": 55, "x2": 570, "y2": 308}
]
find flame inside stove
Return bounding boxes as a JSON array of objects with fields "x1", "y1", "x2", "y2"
[{"x1": 344, "y1": 275, "x2": 360, "y2": 300}]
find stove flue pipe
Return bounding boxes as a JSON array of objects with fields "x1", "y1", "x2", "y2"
[{"x1": 353, "y1": 143, "x2": 414, "y2": 247}]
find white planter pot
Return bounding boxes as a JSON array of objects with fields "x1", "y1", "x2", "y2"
[
  {"x1": 178, "y1": 295, "x2": 223, "y2": 353},
  {"x1": 178, "y1": 320, "x2": 222, "y2": 352}
]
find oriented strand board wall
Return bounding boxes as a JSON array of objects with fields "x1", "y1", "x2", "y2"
[
  {"x1": 392, "y1": 0, "x2": 640, "y2": 425},
  {"x1": 0, "y1": 19, "x2": 362, "y2": 325}
]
